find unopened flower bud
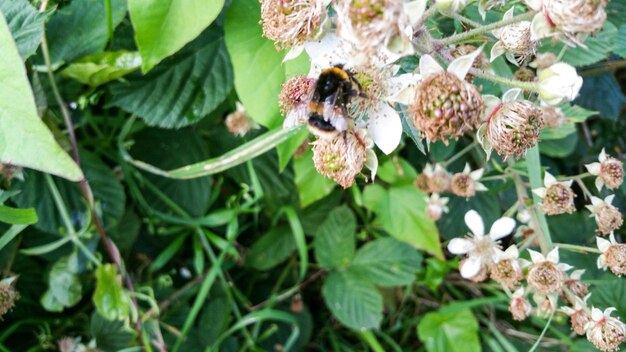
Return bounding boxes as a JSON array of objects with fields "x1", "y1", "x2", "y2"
[
  {"x1": 509, "y1": 296, "x2": 532, "y2": 321},
  {"x1": 225, "y1": 103, "x2": 256, "y2": 137},
  {"x1": 537, "y1": 63, "x2": 583, "y2": 105},
  {"x1": 410, "y1": 72, "x2": 484, "y2": 144},
  {"x1": 486, "y1": 100, "x2": 544, "y2": 160}
]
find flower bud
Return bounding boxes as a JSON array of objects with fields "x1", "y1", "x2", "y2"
[
  {"x1": 537, "y1": 63, "x2": 583, "y2": 105},
  {"x1": 486, "y1": 100, "x2": 543, "y2": 160},
  {"x1": 410, "y1": 72, "x2": 484, "y2": 144},
  {"x1": 509, "y1": 296, "x2": 532, "y2": 321}
]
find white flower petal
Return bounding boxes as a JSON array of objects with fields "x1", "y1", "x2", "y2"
[
  {"x1": 364, "y1": 149, "x2": 378, "y2": 182},
  {"x1": 448, "y1": 45, "x2": 483, "y2": 80},
  {"x1": 525, "y1": 0, "x2": 542, "y2": 11},
  {"x1": 546, "y1": 247, "x2": 560, "y2": 263},
  {"x1": 405, "y1": 0, "x2": 428, "y2": 27},
  {"x1": 597, "y1": 236, "x2": 611, "y2": 252},
  {"x1": 598, "y1": 254, "x2": 607, "y2": 269},
  {"x1": 283, "y1": 45, "x2": 305, "y2": 62},
  {"x1": 530, "y1": 13, "x2": 552, "y2": 41},
  {"x1": 464, "y1": 210, "x2": 485, "y2": 237},
  {"x1": 591, "y1": 307, "x2": 604, "y2": 322},
  {"x1": 570, "y1": 269, "x2": 585, "y2": 280},
  {"x1": 605, "y1": 194, "x2": 615, "y2": 205},
  {"x1": 490, "y1": 42, "x2": 506, "y2": 62},
  {"x1": 470, "y1": 168, "x2": 484, "y2": 180},
  {"x1": 513, "y1": 287, "x2": 525, "y2": 297},
  {"x1": 475, "y1": 182, "x2": 488, "y2": 191},
  {"x1": 504, "y1": 245, "x2": 519, "y2": 259},
  {"x1": 590, "y1": 196, "x2": 603, "y2": 207},
  {"x1": 502, "y1": 88, "x2": 522, "y2": 103},
  {"x1": 604, "y1": 307, "x2": 617, "y2": 317},
  {"x1": 599, "y1": 148, "x2": 607, "y2": 162},
  {"x1": 595, "y1": 177, "x2": 604, "y2": 192},
  {"x1": 528, "y1": 249, "x2": 545, "y2": 263},
  {"x1": 460, "y1": 256, "x2": 482, "y2": 278},
  {"x1": 368, "y1": 103, "x2": 402, "y2": 155},
  {"x1": 544, "y1": 171, "x2": 557, "y2": 186},
  {"x1": 610, "y1": 232, "x2": 617, "y2": 244},
  {"x1": 386, "y1": 73, "x2": 421, "y2": 105},
  {"x1": 448, "y1": 238, "x2": 473, "y2": 254},
  {"x1": 483, "y1": 95, "x2": 502, "y2": 117},
  {"x1": 489, "y1": 217, "x2": 516, "y2": 240},
  {"x1": 533, "y1": 187, "x2": 546, "y2": 198},
  {"x1": 585, "y1": 162, "x2": 601, "y2": 175},
  {"x1": 419, "y1": 54, "x2": 444, "y2": 78}
]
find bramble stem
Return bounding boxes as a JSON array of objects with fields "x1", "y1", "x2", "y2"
[
  {"x1": 554, "y1": 243, "x2": 602, "y2": 254},
  {"x1": 525, "y1": 147, "x2": 554, "y2": 252},
  {"x1": 469, "y1": 68, "x2": 539, "y2": 91},
  {"x1": 439, "y1": 11, "x2": 536, "y2": 45}
]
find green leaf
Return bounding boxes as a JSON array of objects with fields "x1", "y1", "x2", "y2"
[
  {"x1": 246, "y1": 225, "x2": 296, "y2": 271},
  {"x1": 590, "y1": 279, "x2": 626, "y2": 321},
  {"x1": 91, "y1": 313, "x2": 136, "y2": 352},
  {"x1": 94, "y1": 264, "x2": 129, "y2": 321},
  {"x1": 128, "y1": 0, "x2": 224, "y2": 72},
  {"x1": 224, "y1": 0, "x2": 285, "y2": 128},
  {"x1": 61, "y1": 51, "x2": 141, "y2": 87},
  {"x1": 314, "y1": 206, "x2": 356, "y2": 269},
  {"x1": 129, "y1": 128, "x2": 212, "y2": 217},
  {"x1": 0, "y1": 13, "x2": 83, "y2": 181},
  {"x1": 438, "y1": 193, "x2": 501, "y2": 240},
  {"x1": 417, "y1": 308, "x2": 480, "y2": 352},
  {"x1": 46, "y1": 0, "x2": 127, "y2": 65},
  {"x1": 45, "y1": 255, "x2": 82, "y2": 309},
  {"x1": 110, "y1": 27, "x2": 232, "y2": 128},
  {"x1": 13, "y1": 151, "x2": 125, "y2": 234},
  {"x1": 0, "y1": 0, "x2": 44, "y2": 60},
  {"x1": 607, "y1": 0, "x2": 626, "y2": 27},
  {"x1": 615, "y1": 24, "x2": 626, "y2": 58},
  {"x1": 0, "y1": 224, "x2": 28, "y2": 252},
  {"x1": 363, "y1": 184, "x2": 443, "y2": 259},
  {"x1": 294, "y1": 150, "x2": 336, "y2": 208},
  {"x1": 276, "y1": 127, "x2": 309, "y2": 172},
  {"x1": 322, "y1": 270, "x2": 383, "y2": 330},
  {"x1": 560, "y1": 104, "x2": 597, "y2": 122},
  {"x1": 542, "y1": 22, "x2": 617, "y2": 67},
  {"x1": 575, "y1": 73, "x2": 626, "y2": 121},
  {"x1": 0, "y1": 204, "x2": 37, "y2": 225},
  {"x1": 539, "y1": 133, "x2": 578, "y2": 158},
  {"x1": 349, "y1": 238, "x2": 422, "y2": 287}
]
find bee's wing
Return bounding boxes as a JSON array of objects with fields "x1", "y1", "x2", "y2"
[{"x1": 322, "y1": 94, "x2": 348, "y2": 132}]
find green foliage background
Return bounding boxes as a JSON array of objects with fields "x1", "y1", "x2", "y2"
[{"x1": 0, "y1": 0, "x2": 626, "y2": 351}]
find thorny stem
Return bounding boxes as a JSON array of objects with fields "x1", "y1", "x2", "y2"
[
  {"x1": 451, "y1": 13, "x2": 481, "y2": 28},
  {"x1": 39, "y1": 1, "x2": 146, "y2": 346},
  {"x1": 555, "y1": 243, "x2": 602, "y2": 254},
  {"x1": 469, "y1": 68, "x2": 539, "y2": 91},
  {"x1": 439, "y1": 11, "x2": 536, "y2": 45}
]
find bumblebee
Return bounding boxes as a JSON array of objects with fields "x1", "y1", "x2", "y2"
[{"x1": 307, "y1": 65, "x2": 363, "y2": 138}]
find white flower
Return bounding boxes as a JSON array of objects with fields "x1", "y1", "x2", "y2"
[
  {"x1": 517, "y1": 208, "x2": 531, "y2": 224},
  {"x1": 304, "y1": 34, "x2": 421, "y2": 155},
  {"x1": 448, "y1": 210, "x2": 516, "y2": 279},
  {"x1": 537, "y1": 63, "x2": 583, "y2": 106}
]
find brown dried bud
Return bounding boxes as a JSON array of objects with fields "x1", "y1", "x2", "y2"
[
  {"x1": 489, "y1": 259, "x2": 522, "y2": 288},
  {"x1": 531, "y1": 52, "x2": 557, "y2": 69},
  {"x1": 595, "y1": 204, "x2": 623, "y2": 236},
  {"x1": 312, "y1": 130, "x2": 368, "y2": 188},
  {"x1": 605, "y1": 244, "x2": 626, "y2": 277},
  {"x1": 509, "y1": 296, "x2": 532, "y2": 321},
  {"x1": 539, "y1": 106, "x2": 566, "y2": 129},
  {"x1": 415, "y1": 173, "x2": 430, "y2": 192},
  {"x1": 514, "y1": 67, "x2": 536, "y2": 83},
  {"x1": 225, "y1": 107, "x2": 254, "y2": 137},
  {"x1": 527, "y1": 261, "x2": 565, "y2": 294},
  {"x1": 540, "y1": 183, "x2": 576, "y2": 215},
  {"x1": 451, "y1": 173, "x2": 476, "y2": 198},
  {"x1": 410, "y1": 72, "x2": 485, "y2": 144},
  {"x1": 428, "y1": 169, "x2": 450, "y2": 194},
  {"x1": 570, "y1": 309, "x2": 592, "y2": 335},
  {"x1": 0, "y1": 283, "x2": 18, "y2": 319},
  {"x1": 279, "y1": 76, "x2": 316, "y2": 114},
  {"x1": 487, "y1": 100, "x2": 544, "y2": 160},
  {"x1": 599, "y1": 158, "x2": 624, "y2": 190},
  {"x1": 544, "y1": 0, "x2": 607, "y2": 35}
]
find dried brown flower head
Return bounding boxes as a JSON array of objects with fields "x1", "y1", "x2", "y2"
[
  {"x1": 490, "y1": 259, "x2": 522, "y2": 288},
  {"x1": 540, "y1": 183, "x2": 576, "y2": 215},
  {"x1": 596, "y1": 204, "x2": 623, "y2": 236},
  {"x1": 605, "y1": 244, "x2": 626, "y2": 277},
  {"x1": 451, "y1": 173, "x2": 475, "y2": 198},
  {"x1": 514, "y1": 67, "x2": 536, "y2": 83},
  {"x1": 527, "y1": 261, "x2": 565, "y2": 294},
  {"x1": 599, "y1": 158, "x2": 624, "y2": 190},
  {"x1": 586, "y1": 308, "x2": 626, "y2": 352},
  {"x1": 312, "y1": 129, "x2": 369, "y2": 188},
  {"x1": 539, "y1": 106, "x2": 565, "y2": 129},
  {"x1": 410, "y1": 72, "x2": 484, "y2": 144},
  {"x1": 570, "y1": 309, "x2": 592, "y2": 335},
  {"x1": 279, "y1": 76, "x2": 316, "y2": 114},
  {"x1": 225, "y1": 103, "x2": 255, "y2": 137},
  {"x1": 486, "y1": 100, "x2": 543, "y2": 160},
  {"x1": 0, "y1": 282, "x2": 19, "y2": 319},
  {"x1": 544, "y1": 0, "x2": 607, "y2": 36},
  {"x1": 260, "y1": 0, "x2": 326, "y2": 49}
]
